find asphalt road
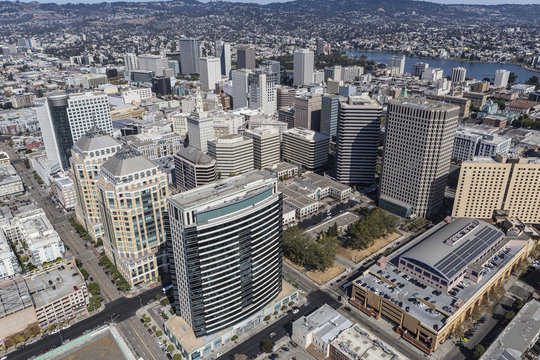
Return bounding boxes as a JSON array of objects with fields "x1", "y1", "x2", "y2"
[
  {"x1": 220, "y1": 290, "x2": 340, "y2": 359},
  {"x1": 8, "y1": 287, "x2": 161, "y2": 360}
]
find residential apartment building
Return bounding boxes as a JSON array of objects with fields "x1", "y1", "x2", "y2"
[
  {"x1": 0, "y1": 165, "x2": 24, "y2": 198},
  {"x1": 379, "y1": 98, "x2": 459, "y2": 218},
  {"x1": 49, "y1": 172, "x2": 77, "y2": 210},
  {"x1": 98, "y1": 146, "x2": 169, "y2": 288},
  {"x1": 453, "y1": 156, "x2": 540, "y2": 224},
  {"x1": 173, "y1": 146, "x2": 216, "y2": 192},
  {"x1": 452, "y1": 126, "x2": 511, "y2": 162},
  {"x1": 0, "y1": 230, "x2": 21, "y2": 282},
  {"x1": 167, "y1": 170, "x2": 283, "y2": 337},
  {"x1": 335, "y1": 96, "x2": 382, "y2": 186},
  {"x1": 2, "y1": 208, "x2": 65, "y2": 266},
  {"x1": 70, "y1": 126, "x2": 122, "y2": 242}
]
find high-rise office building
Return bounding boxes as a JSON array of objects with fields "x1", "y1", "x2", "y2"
[
  {"x1": 152, "y1": 76, "x2": 171, "y2": 95},
  {"x1": 244, "y1": 127, "x2": 281, "y2": 170},
  {"x1": 294, "y1": 94, "x2": 322, "y2": 131},
  {"x1": 388, "y1": 55, "x2": 405, "y2": 75},
  {"x1": 138, "y1": 54, "x2": 164, "y2": 76},
  {"x1": 453, "y1": 156, "x2": 540, "y2": 224},
  {"x1": 98, "y1": 146, "x2": 169, "y2": 288},
  {"x1": 186, "y1": 113, "x2": 215, "y2": 153},
  {"x1": 231, "y1": 69, "x2": 249, "y2": 109},
  {"x1": 494, "y1": 69, "x2": 510, "y2": 88},
  {"x1": 293, "y1": 49, "x2": 314, "y2": 87},
  {"x1": 282, "y1": 128, "x2": 329, "y2": 172},
  {"x1": 412, "y1": 62, "x2": 429, "y2": 77},
  {"x1": 174, "y1": 146, "x2": 217, "y2": 192},
  {"x1": 248, "y1": 69, "x2": 277, "y2": 115},
  {"x1": 214, "y1": 40, "x2": 231, "y2": 78},
  {"x1": 320, "y1": 94, "x2": 340, "y2": 138},
  {"x1": 451, "y1": 67, "x2": 467, "y2": 84},
  {"x1": 70, "y1": 126, "x2": 122, "y2": 242},
  {"x1": 316, "y1": 39, "x2": 325, "y2": 55},
  {"x1": 124, "y1": 53, "x2": 138, "y2": 79},
  {"x1": 36, "y1": 93, "x2": 113, "y2": 170},
  {"x1": 179, "y1": 38, "x2": 201, "y2": 75},
  {"x1": 207, "y1": 135, "x2": 254, "y2": 177},
  {"x1": 379, "y1": 98, "x2": 459, "y2": 218},
  {"x1": 335, "y1": 96, "x2": 382, "y2": 186},
  {"x1": 199, "y1": 57, "x2": 221, "y2": 92},
  {"x1": 422, "y1": 68, "x2": 444, "y2": 81},
  {"x1": 167, "y1": 170, "x2": 283, "y2": 337},
  {"x1": 236, "y1": 46, "x2": 256, "y2": 69},
  {"x1": 324, "y1": 65, "x2": 342, "y2": 82},
  {"x1": 277, "y1": 86, "x2": 296, "y2": 109},
  {"x1": 260, "y1": 60, "x2": 280, "y2": 85}
]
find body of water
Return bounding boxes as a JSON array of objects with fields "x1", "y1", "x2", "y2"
[{"x1": 345, "y1": 50, "x2": 539, "y2": 83}]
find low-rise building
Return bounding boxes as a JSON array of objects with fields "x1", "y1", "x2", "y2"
[
  {"x1": 0, "y1": 230, "x2": 22, "y2": 283},
  {"x1": 350, "y1": 217, "x2": 529, "y2": 354},
  {"x1": 482, "y1": 115, "x2": 508, "y2": 128},
  {"x1": 49, "y1": 172, "x2": 77, "y2": 210},
  {"x1": 2, "y1": 208, "x2": 65, "y2": 266},
  {"x1": 292, "y1": 304, "x2": 353, "y2": 358},
  {"x1": 0, "y1": 165, "x2": 24, "y2": 198},
  {"x1": 127, "y1": 131, "x2": 183, "y2": 160},
  {"x1": 506, "y1": 99, "x2": 540, "y2": 114},
  {"x1": 480, "y1": 299, "x2": 540, "y2": 360},
  {"x1": 462, "y1": 92, "x2": 488, "y2": 108},
  {"x1": 266, "y1": 162, "x2": 299, "y2": 180},
  {"x1": 329, "y1": 324, "x2": 405, "y2": 360},
  {"x1": 0, "y1": 259, "x2": 88, "y2": 344},
  {"x1": 452, "y1": 126, "x2": 511, "y2": 161}
]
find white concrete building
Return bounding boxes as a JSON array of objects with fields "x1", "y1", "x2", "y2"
[
  {"x1": 0, "y1": 165, "x2": 24, "y2": 198},
  {"x1": 200, "y1": 57, "x2": 221, "y2": 92},
  {"x1": 0, "y1": 230, "x2": 22, "y2": 282},
  {"x1": 138, "y1": 54, "x2": 164, "y2": 76},
  {"x1": 244, "y1": 127, "x2": 281, "y2": 170},
  {"x1": 49, "y1": 172, "x2": 77, "y2": 210},
  {"x1": 207, "y1": 135, "x2": 254, "y2": 177},
  {"x1": 494, "y1": 69, "x2": 510, "y2": 88},
  {"x1": 293, "y1": 49, "x2": 314, "y2": 86},
  {"x1": 421, "y1": 68, "x2": 444, "y2": 82}
]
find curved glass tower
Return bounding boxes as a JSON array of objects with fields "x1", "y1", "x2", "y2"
[{"x1": 168, "y1": 170, "x2": 282, "y2": 337}]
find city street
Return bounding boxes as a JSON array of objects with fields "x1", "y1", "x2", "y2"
[
  {"x1": 8, "y1": 287, "x2": 161, "y2": 360},
  {"x1": 220, "y1": 290, "x2": 340, "y2": 360}
]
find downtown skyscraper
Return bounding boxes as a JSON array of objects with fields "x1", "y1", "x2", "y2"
[{"x1": 379, "y1": 98, "x2": 459, "y2": 218}]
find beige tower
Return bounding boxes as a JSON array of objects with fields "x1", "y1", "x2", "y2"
[
  {"x1": 379, "y1": 98, "x2": 459, "y2": 219},
  {"x1": 98, "y1": 146, "x2": 169, "y2": 288},
  {"x1": 70, "y1": 126, "x2": 122, "y2": 242},
  {"x1": 453, "y1": 156, "x2": 540, "y2": 224}
]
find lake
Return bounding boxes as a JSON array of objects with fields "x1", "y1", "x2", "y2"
[{"x1": 345, "y1": 50, "x2": 539, "y2": 83}]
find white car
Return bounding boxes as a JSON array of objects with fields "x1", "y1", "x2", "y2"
[
  {"x1": 299, "y1": 290, "x2": 305, "y2": 294},
  {"x1": 292, "y1": 309, "x2": 299, "y2": 314},
  {"x1": 217, "y1": 352, "x2": 222, "y2": 357}
]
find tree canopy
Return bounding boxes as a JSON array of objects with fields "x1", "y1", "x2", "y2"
[
  {"x1": 283, "y1": 226, "x2": 337, "y2": 271},
  {"x1": 346, "y1": 208, "x2": 398, "y2": 250}
]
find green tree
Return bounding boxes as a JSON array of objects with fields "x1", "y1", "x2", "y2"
[
  {"x1": 512, "y1": 299, "x2": 524, "y2": 311},
  {"x1": 326, "y1": 222, "x2": 339, "y2": 237},
  {"x1": 167, "y1": 344, "x2": 175, "y2": 353},
  {"x1": 504, "y1": 311, "x2": 515, "y2": 322},
  {"x1": 526, "y1": 76, "x2": 539, "y2": 85},
  {"x1": 87, "y1": 282, "x2": 101, "y2": 296},
  {"x1": 452, "y1": 325, "x2": 464, "y2": 340},
  {"x1": 173, "y1": 354, "x2": 182, "y2": 360},
  {"x1": 260, "y1": 340, "x2": 274, "y2": 353},
  {"x1": 508, "y1": 72, "x2": 517, "y2": 84},
  {"x1": 232, "y1": 335, "x2": 239, "y2": 341},
  {"x1": 473, "y1": 344, "x2": 485, "y2": 358}
]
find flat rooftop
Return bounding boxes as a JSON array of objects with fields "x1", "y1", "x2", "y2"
[
  {"x1": 332, "y1": 324, "x2": 405, "y2": 360},
  {"x1": 355, "y1": 229, "x2": 526, "y2": 332},
  {"x1": 0, "y1": 277, "x2": 33, "y2": 319},
  {"x1": 27, "y1": 263, "x2": 85, "y2": 309},
  {"x1": 294, "y1": 304, "x2": 353, "y2": 345},
  {"x1": 389, "y1": 97, "x2": 460, "y2": 111},
  {"x1": 168, "y1": 170, "x2": 275, "y2": 211},
  {"x1": 37, "y1": 325, "x2": 136, "y2": 360},
  {"x1": 481, "y1": 300, "x2": 540, "y2": 360}
]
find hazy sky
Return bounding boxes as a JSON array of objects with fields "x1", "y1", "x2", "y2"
[{"x1": 14, "y1": 0, "x2": 540, "y2": 4}]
